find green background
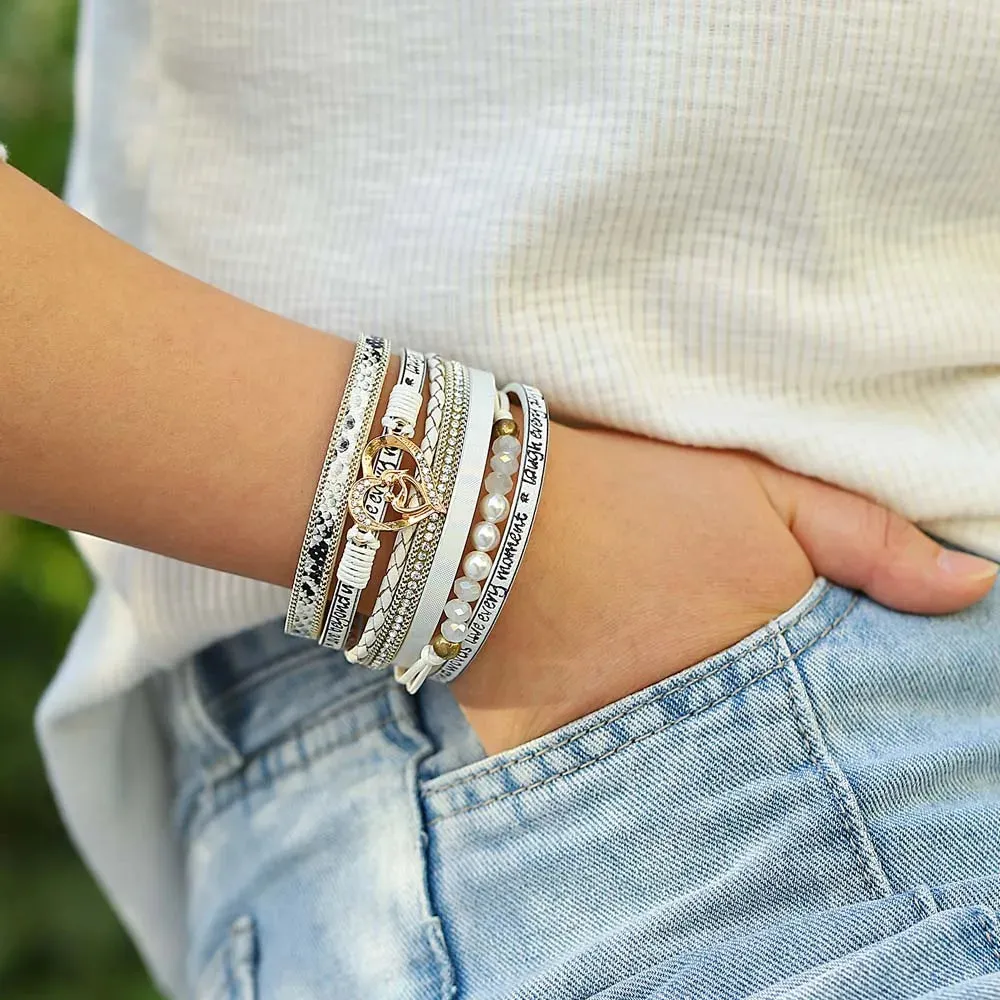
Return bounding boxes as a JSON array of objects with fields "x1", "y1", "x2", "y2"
[{"x1": 1, "y1": 2, "x2": 159, "y2": 996}]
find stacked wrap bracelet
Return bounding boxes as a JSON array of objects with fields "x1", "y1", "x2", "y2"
[{"x1": 284, "y1": 336, "x2": 548, "y2": 695}]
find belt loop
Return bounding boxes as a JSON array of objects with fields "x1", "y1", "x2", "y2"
[{"x1": 171, "y1": 654, "x2": 244, "y2": 786}]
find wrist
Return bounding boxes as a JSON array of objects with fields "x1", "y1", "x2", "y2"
[
  {"x1": 448, "y1": 419, "x2": 589, "y2": 738},
  {"x1": 449, "y1": 424, "x2": 817, "y2": 754}
]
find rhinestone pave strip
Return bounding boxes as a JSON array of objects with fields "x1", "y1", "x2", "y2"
[
  {"x1": 284, "y1": 334, "x2": 391, "y2": 639},
  {"x1": 353, "y1": 357, "x2": 469, "y2": 668}
]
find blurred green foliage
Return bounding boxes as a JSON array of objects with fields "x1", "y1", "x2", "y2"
[
  {"x1": 1, "y1": 2, "x2": 161, "y2": 996},
  {"x1": 0, "y1": 1, "x2": 77, "y2": 192}
]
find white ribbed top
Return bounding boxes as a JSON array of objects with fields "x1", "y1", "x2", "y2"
[{"x1": 37, "y1": 1, "x2": 1000, "y2": 995}]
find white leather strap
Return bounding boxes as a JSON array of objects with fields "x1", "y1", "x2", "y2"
[
  {"x1": 346, "y1": 354, "x2": 451, "y2": 665},
  {"x1": 360, "y1": 359, "x2": 469, "y2": 667}
]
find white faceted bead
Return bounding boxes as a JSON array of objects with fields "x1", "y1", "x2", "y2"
[
  {"x1": 444, "y1": 599, "x2": 473, "y2": 623},
  {"x1": 480, "y1": 493, "x2": 509, "y2": 523},
  {"x1": 471, "y1": 520, "x2": 500, "y2": 552},
  {"x1": 441, "y1": 619, "x2": 468, "y2": 643},
  {"x1": 490, "y1": 452, "x2": 518, "y2": 477},
  {"x1": 484, "y1": 472, "x2": 514, "y2": 496},
  {"x1": 463, "y1": 550, "x2": 493, "y2": 582},
  {"x1": 492, "y1": 435, "x2": 521, "y2": 459},
  {"x1": 454, "y1": 577, "x2": 482, "y2": 602}
]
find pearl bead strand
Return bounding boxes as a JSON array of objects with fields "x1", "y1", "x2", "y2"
[{"x1": 394, "y1": 392, "x2": 520, "y2": 693}]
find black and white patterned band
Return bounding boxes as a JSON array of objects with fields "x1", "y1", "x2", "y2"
[{"x1": 284, "y1": 333, "x2": 391, "y2": 639}]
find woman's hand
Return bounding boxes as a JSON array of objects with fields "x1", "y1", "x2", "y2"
[{"x1": 452, "y1": 422, "x2": 998, "y2": 755}]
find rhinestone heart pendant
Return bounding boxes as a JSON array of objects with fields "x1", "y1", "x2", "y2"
[{"x1": 347, "y1": 434, "x2": 447, "y2": 532}]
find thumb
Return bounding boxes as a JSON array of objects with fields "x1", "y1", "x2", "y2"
[{"x1": 755, "y1": 465, "x2": 998, "y2": 615}]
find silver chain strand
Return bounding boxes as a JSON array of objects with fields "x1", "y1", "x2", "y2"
[{"x1": 284, "y1": 334, "x2": 391, "y2": 639}]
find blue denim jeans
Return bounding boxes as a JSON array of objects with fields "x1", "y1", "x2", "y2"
[{"x1": 156, "y1": 578, "x2": 1000, "y2": 999}]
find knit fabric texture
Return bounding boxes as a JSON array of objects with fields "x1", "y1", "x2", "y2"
[{"x1": 65, "y1": 0, "x2": 1000, "y2": 654}]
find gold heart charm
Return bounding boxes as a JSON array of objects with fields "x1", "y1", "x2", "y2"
[{"x1": 347, "y1": 435, "x2": 447, "y2": 532}]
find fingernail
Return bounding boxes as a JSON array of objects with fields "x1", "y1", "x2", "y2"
[{"x1": 937, "y1": 549, "x2": 1000, "y2": 580}]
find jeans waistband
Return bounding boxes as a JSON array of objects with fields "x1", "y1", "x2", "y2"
[{"x1": 420, "y1": 578, "x2": 855, "y2": 821}]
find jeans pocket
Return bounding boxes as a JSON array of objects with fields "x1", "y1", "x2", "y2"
[
  {"x1": 416, "y1": 580, "x2": 883, "y2": 999},
  {"x1": 194, "y1": 915, "x2": 257, "y2": 1000},
  {"x1": 580, "y1": 902, "x2": 1000, "y2": 1000},
  {"x1": 420, "y1": 576, "x2": 842, "y2": 822}
]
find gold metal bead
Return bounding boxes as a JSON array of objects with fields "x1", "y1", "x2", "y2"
[
  {"x1": 432, "y1": 634, "x2": 463, "y2": 660},
  {"x1": 492, "y1": 418, "x2": 517, "y2": 440}
]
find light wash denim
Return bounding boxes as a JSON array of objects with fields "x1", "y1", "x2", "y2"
[{"x1": 156, "y1": 578, "x2": 1000, "y2": 999}]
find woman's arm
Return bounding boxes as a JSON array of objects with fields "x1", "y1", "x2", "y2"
[
  {"x1": 0, "y1": 162, "x2": 355, "y2": 587},
  {"x1": 2, "y1": 161, "x2": 995, "y2": 753}
]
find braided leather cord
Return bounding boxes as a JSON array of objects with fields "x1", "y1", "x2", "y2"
[
  {"x1": 349, "y1": 356, "x2": 462, "y2": 666},
  {"x1": 346, "y1": 354, "x2": 447, "y2": 664},
  {"x1": 284, "y1": 334, "x2": 391, "y2": 639},
  {"x1": 389, "y1": 365, "x2": 495, "y2": 671}
]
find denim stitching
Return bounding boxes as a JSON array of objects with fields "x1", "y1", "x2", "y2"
[
  {"x1": 294, "y1": 730, "x2": 309, "y2": 769},
  {"x1": 179, "y1": 689, "x2": 391, "y2": 839},
  {"x1": 385, "y1": 690, "x2": 460, "y2": 1000},
  {"x1": 778, "y1": 629, "x2": 892, "y2": 903},
  {"x1": 430, "y1": 662, "x2": 791, "y2": 824},
  {"x1": 184, "y1": 714, "x2": 388, "y2": 839},
  {"x1": 223, "y1": 930, "x2": 237, "y2": 1000},
  {"x1": 231, "y1": 916, "x2": 256, "y2": 1000},
  {"x1": 427, "y1": 591, "x2": 858, "y2": 804},
  {"x1": 975, "y1": 908, "x2": 1000, "y2": 967},
  {"x1": 911, "y1": 884, "x2": 938, "y2": 921},
  {"x1": 208, "y1": 647, "x2": 378, "y2": 709},
  {"x1": 177, "y1": 659, "x2": 243, "y2": 784}
]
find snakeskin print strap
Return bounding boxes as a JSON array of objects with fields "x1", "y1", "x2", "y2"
[{"x1": 284, "y1": 334, "x2": 391, "y2": 639}]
